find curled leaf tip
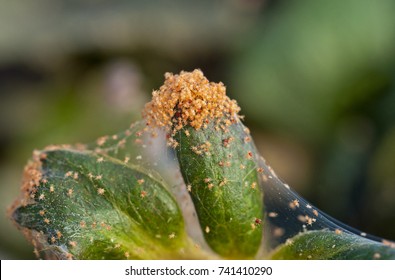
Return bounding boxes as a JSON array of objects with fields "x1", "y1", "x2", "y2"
[
  {"x1": 144, "y1": 70, "x2": 263, "y2": 258},
  {"x1": 143, "y1": 69, "x2": 240, "y2": 132}
]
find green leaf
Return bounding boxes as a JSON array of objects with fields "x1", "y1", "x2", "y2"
[
  {"x1": 175, "y1": 120, "x2": 263, "y2": 259},
  {"x1": 270, "y1": 230, "x2": 395, "y2": 260},
  {"x1": 10, "y1": 69, "x2": 395, "y2": 261},
  {"x1": 10, "y1": 147, "x2": 192, "y2": 259}
]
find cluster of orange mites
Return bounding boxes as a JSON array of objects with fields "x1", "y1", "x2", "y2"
[{"x1": 143, "y1": 69, "x2": 240, "y2": 133}]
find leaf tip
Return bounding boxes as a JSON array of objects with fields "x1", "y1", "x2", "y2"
[{"x1": 142, "y1": 69, "x2": 241, "y2": 137}]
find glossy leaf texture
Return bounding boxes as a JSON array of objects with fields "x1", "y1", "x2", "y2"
[
  {"x1": 270, "y1": 230, "x2": 395, "y2": 260},
  {"x1": 10, "y1": 147, "x2": 193, "y2": 259},
  {"x1": 175, "y1": 120, "x2": 263, "y2": 259}
]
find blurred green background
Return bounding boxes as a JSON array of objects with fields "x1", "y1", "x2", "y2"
[{"x1": 1, "y1": 0, "x2": 395, "y2": 259}]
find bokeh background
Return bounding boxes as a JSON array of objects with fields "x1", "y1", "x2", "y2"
[{"x1": 1, "y1": 0, "x2": 395, "y2": 259}]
